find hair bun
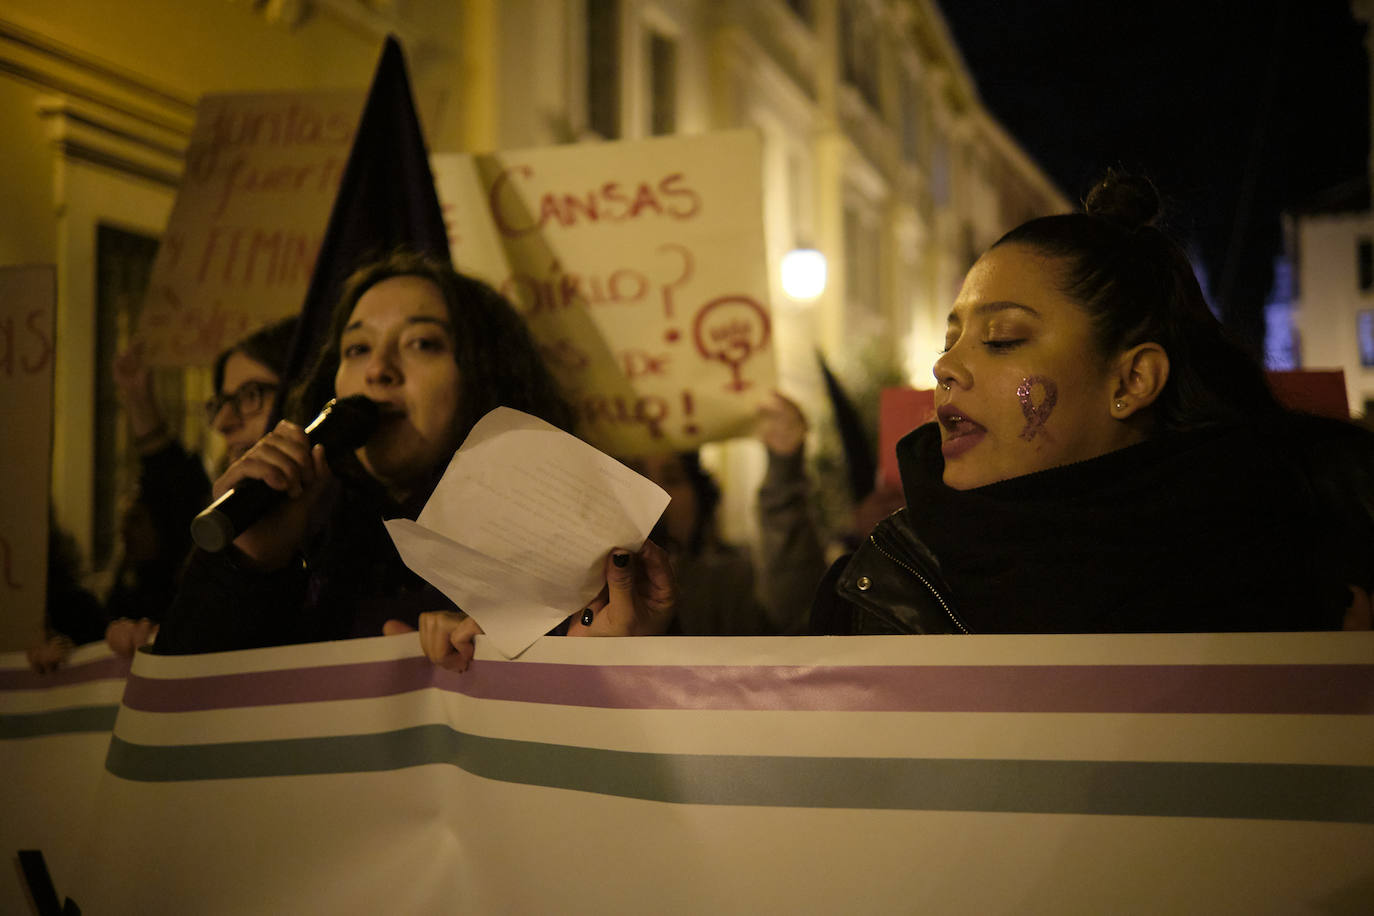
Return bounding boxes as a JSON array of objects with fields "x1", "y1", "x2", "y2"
[{"x1": 1083, "y1": 169, "x2": 1160, "y2": 230}]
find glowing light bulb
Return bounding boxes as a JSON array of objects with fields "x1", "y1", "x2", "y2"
[{"x1": 781, "y1": 248, "x2": 827, "y2": 301}]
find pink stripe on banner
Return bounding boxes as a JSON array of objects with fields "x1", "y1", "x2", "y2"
[
  {"x1": 122, "y1": 656, "x2": 438, "y2": 712},
  {"x1": 0, "y1": 655, "x2": 130, "y2": 691},
  {"x1": 458, "y1": 662, "x2": 1374, "y2": 714},
  {"x1": 119, "y1": 657, "x2": 1374, "y2": 715}
]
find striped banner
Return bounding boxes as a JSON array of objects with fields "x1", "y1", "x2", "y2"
[
  {"x1": 0, "y1": 644, "x2": 130, "y2": 910},
  {"x1": 6, "y1": 632, "x2": 1373, "y2": 913}
]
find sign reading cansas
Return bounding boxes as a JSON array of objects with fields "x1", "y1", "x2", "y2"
[{"x1": 433, "y1": 130, "x2": 776, "y2": 456}]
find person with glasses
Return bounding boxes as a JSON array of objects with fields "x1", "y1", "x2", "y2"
[
  {"x1": 100, "y1": 318, "x2": 298, "y2": 660},
  {"x1": 205, "y1": 317, "x2": 298, "y2": 466}
]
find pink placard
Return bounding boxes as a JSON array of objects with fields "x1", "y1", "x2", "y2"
[
  {"x1": 1266, "y1": 369, "x2": 1349, "y2": 419},
  {"x1": 879, "y1": 386, "x2": 936, "y2": 489}
]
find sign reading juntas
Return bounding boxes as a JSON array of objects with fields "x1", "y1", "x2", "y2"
[
  {"x1": 0, "y1": 266, "x2": 55, "y2": 650},
  {"x1": 432, "y1": 130, "x2": 776, "y2": 455},
  {"x1": 137, "y1": 91, "x2": 363, "y2": 367}
]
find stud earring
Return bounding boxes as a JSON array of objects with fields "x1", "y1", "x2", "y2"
[{"x1": 1114, "y1": 400, "x2": 1126, "y2": 411}]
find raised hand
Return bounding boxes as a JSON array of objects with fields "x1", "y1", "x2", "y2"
[{"x1": 756, "y1": 390, "x2": 808, "y2": 458}]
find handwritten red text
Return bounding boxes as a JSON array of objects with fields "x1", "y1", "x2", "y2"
[
  {"x1": 489, "y1": 166, "x2": 702, "y2": 238},
  {"x1": 0, "y1": 309, "x2": 53, "y2": 378}
]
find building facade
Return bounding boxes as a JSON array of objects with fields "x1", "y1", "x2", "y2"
[
  {"x1": 1287, "y1": 207, "x2": 1374, "y2": 417},
  {"x1": 1281, "y1": 0, "x2": 1374, "y2": 419}
]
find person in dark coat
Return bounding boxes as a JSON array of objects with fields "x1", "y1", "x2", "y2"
[
  {"x1": 627, "y1": 392, "x2": 826, "y2": 637},
  {"x1": 103, "y1": 318, "x2": 298, "y2": 655},
  {"x1": 813, "y1": 170, "x2": 1374, "y2": 636}
]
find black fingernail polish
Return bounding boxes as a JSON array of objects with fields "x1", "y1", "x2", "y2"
[
  {"x1": 581, "y1": 608, "x2": 594, "y2": 626},
  {"x1": 612, "y1": 552, "x2": 629, "y2": 568}
]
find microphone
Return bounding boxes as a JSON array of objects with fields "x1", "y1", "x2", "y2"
[{"x1": 190, "y1": 395, "x2": 380, "y2": 553}]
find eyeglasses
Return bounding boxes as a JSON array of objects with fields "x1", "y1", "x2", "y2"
[{"x1": 204, "y1": 380, "x2": 279, "y2": 424}]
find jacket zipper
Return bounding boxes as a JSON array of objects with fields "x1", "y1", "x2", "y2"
[{"x1": 867, "y1": 531, "x2": 970, "y2": 634}]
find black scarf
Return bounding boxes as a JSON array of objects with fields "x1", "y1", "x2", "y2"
[
  {"x1": 302, "y1": 464, "x2": 458, "y2": 641},
  {"x1": 896, "y1": 421, "x2": 1353, "y2": 633}
]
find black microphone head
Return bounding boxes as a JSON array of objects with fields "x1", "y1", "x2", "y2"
[{"x1": 307, "y1": 395, "x2": 380, "y2": 451}]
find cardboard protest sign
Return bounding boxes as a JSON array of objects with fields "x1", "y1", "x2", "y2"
[
  {"x1": 0, "y1": 266, "x2": 55, "y2": 649},
  {"x1": 137, "y1": 91, "x2": 364, "y2": 366},
  {"x1": 879, "y1": 386, "x2": 936, "y2": 489},
  {"x1": 433, "y1": 130, "x2": 776, "y2": 455},
  {"x1": 1266, "y1": 369, "x2": 1350, "y2": 419}
]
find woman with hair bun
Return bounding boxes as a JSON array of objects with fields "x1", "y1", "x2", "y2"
[{"x1": 812, "y1": 170, "x2": 1374, "y2": 635}]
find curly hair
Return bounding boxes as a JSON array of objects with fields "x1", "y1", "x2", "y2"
[{"x1": 286, "y1": 250, "x2": 574, "y2": 444}]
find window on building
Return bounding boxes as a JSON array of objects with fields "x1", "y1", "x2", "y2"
[
  {"x1": 961, "y1": 223, "x2": 979, "y2": 274},
  {"x1": 838, "y1": 0, "x2": 881, "y2": 112},
  {"x1": 94, "y1": 223, "x2": 165, "y2": 569},
  {"x1": 1358, "y1": 237, "x2": 1373, "y2": 292},
  {"x1": 931, "y1": 137, "x2": 950, "y2": 205},
  {"x1": 844, "y1": 200, "x2": 880, "y2": 323},
  {"x1": 646, "y1": 30, "x2": 677, "y2": 136},
  {"x1": 1263, "y1": 302, "x2": 1299, "y2": 371},
  {"x1": 1358, "y1": 310, "x2": 1374, "y2": 367},
  {"x1": 899, "y1": 69, "x2": 920, "y2": 164},
  {"x1": 787, "y1": 152, "x2": 808, "y2": 242},
  {"x1": 587, "y1": 0, "x2": 621, "y2": 139}
]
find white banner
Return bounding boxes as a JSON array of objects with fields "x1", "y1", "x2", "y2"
[
  {"x1": 0, "y1": 644, "x2": 128, "y2": 907},
  {"x1": 3, "y1": 632, "x2": 1372, "y2": 914}
]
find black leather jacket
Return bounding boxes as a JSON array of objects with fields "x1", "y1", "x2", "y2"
[
  {"x1": 811, "y1": 414, "x2": 1374, "y2": 637},
  {"x1": 811, "y1": 509, "x2": 971, "y2": 636}
]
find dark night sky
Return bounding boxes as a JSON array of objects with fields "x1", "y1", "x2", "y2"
[{"x1": 937, "y1": 0, "x2": 1370, "y2": 353}]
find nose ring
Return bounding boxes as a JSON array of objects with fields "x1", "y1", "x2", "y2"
[{"x1": 938, "y1": 379, "x2": 951, "y2": 390}]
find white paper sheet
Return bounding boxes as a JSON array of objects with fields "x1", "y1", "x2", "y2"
[{"x1": 385, "y1": 407, "x2": 669, "y2": 657}]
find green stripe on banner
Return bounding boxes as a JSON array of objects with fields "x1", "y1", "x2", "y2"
[
  {"x1": 105, "y1": 727, "x2": 1374, "y2": 824},
  {"x1": 1, "y1": 705, "x2": 120, "y2": 739}
]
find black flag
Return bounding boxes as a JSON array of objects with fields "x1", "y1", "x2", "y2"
[
  {"x1": 817, "y1": 350, "x2": 877, "y2": 503},
  {"x1": 278, "y1": 35, "x2": 451, "y2": 418}
]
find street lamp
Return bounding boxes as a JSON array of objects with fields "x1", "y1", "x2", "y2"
[{"x1": 781, "y1": 248, "x2": 827, "y2": 301}]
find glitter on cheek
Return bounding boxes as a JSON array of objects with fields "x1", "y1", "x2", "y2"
[{"x1": 1017, "y1": 375, "x2": 1058, "y2": 441}]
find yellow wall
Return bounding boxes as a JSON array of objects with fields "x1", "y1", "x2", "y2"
[
  {"x1": 6, "y1": 1, "x2": 382, "y2": 94},
  {"x1": 0, "y1": 76, "x2": 60, "y2": 267},
  {"x1": 0, "y1": 1, "x2": 465, "y2": 610}
]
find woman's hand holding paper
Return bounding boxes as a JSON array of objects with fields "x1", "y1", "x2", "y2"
[{"x1": 568, "y1": 541, "x2": 676, "y2": 638}]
